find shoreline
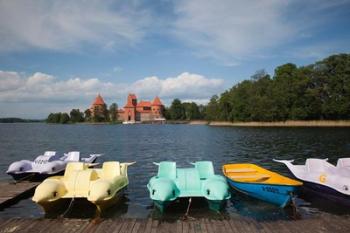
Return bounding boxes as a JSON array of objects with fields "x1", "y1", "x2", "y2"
[
  {"x1": 206, "y1": 120, "x2": 350, "y2": 127},
  {"x1": 3, "y1": 120, "x2": 350, "y2": 127}
]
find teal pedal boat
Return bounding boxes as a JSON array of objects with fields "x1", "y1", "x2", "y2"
[{"x1": 147, "y1": 161, "x2": 230, "y2": 212}]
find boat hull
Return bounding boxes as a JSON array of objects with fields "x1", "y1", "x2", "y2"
[
  {"x1": 227, "y1": 179, "x2": 298, "y2": 207},
  {"x1": 7, "y1": 170, "x2": 65, "y2": 182},
  {"x1": 301, "y1": 181, "x2": 350, "y2": 207},
  {"x1": 37, "y1": 188, "x2": 126, "y2": 214},
  {"x1": 93, "y1": 188, "x2": 126, "y2": 213}
]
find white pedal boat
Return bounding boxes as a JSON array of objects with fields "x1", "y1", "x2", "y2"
[
  {"x1": 274, "y1": 158, "x2": 350, "y2": 206},
  {"x1": 6, "y1": 151, "x2": 101, "y2": 181}
]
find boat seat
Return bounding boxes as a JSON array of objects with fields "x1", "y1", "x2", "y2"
[
  {"x1": 102, "y1": 162, "x2": 121, "y2": 179},
  {"x1": 157, "y1": 161, "x2": 176, "y2": 179},
  {"x1": 225, "y1": 168, "x2": 256, "y2": 173},
  {"x1": 64, "y1": 162, "x2": 85, "y2": 177},
  {"x1": 229, "y1": 174, "x2": 270, "y2": 181},
  {"x1": 194, "y1": 161, "x2": 214, "y2": 179},
  {"x1": 337, "y1": 158, "x2": 350, "y2": 168},
  {"x1": 66, "y1": 151, "x2": 80, "y2": 162}
]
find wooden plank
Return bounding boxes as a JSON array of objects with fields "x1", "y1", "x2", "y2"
[
  {"x1": 198, "y1": 219, "x2": 208, "y2": 233},
  {"x1": 227, "y1": 219, "x2": 242, "y2": 233},
  {"x1": 1, "y1": 219, "x2": 31, "y2": 232},
  {"x1": 109, "y1": 218, "x2": 125, "y2": 233},
  {"x1": 131, "y1": 220, "x2": 141, "y2": 233},
  {"x1": 136, "y1": 219, "x2": 148, "y2": 233},
  {"x1": 204, "y1": 219, "x2": 214, "y2": 233},
  {"x1": 150, "y1": 219, "x2": 159, "y2": 233},
  {"x1": 221, "y1": 219, "x2": 235, "y2": 233},
  {"x1": 182, "y1": 221, "x2": 189, "y2": 233},
  {"x1": 0, "y1": 182, "x2": 39, "y2": 209},
  {"x1": 176, "y1": 220, "x2": 182, "y2": 233},
  {"x1": 0, "y1": 215, "x2": 350, "y2": 233},
  {"x1": 143, "y1": 219, "x2": 153, "y2": 233},
  {"x1": 125, "y1": 219, "x2": 136, "y2": 233}
]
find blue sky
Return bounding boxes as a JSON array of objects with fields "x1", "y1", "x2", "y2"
[{"x1": 0, "y1": 0, "x2": 349, "y2": 118}]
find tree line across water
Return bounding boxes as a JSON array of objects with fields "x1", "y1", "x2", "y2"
[
  {"x1": 47, "y1": 53, "x2": 350, "y2": 123},
  {"x1": 46, "y1": 105, "x2": 120, "y2": 124}
]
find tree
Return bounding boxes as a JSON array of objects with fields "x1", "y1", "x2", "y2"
[
  {"x1": 46, "y1": 112, "x2": 61, "y2": 123},
  {"x1": 70, "y1": 109, "x2": 84, "y2": 123},
  {"x1": 205, "y1": 95, "x2": 220, "y2": 121},
  {"x1": 84, "y1": 109, "x2": 91, "y2": 122},
  {"x1": 102, "y1": 104, "x2": 109, "y2": 122},
  {"x1": 169, "y1": 99, "x2": 185, "y2": 120},
  {"x1": 163, "y1": 107, "x2": 171, "y2": 120},
  {"x1": 202, "y1": 54, "x2": 350, "y2": 122},
  {"x1": 109, "y1": 103, "x2": 118, "y2": 122},
  {"x1": 60, "y1": 113, "x2": 70, "y2": 124},
  {"x1": 183, "y1": 102, "x2": 201, "y2": 120}
]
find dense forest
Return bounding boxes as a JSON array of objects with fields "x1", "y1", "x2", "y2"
[
  {"x1": 166, "y1": 54, "x2": 350, "y2": 121},
  {"x1": 47, "y1": 54, "x2": 350, "y2": 123},
  {"x1": 0, "y1": 118, "x2": 43, "y2": 123}
]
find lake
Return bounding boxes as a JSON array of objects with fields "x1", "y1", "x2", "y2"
[{"x1": 0, "y1": 123, "x2": 349, "y2": 220}]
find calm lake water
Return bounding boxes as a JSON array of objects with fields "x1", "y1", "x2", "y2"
[{"x1": 0, "y1": 123, "x2": 350, "y2": 220}]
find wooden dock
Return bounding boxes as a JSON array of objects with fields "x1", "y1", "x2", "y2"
[
  {"x1": 0, "y1": 182, "x2": 39, "y2": 209},
  {"x1": 0, "y1": 213, "x2": 349, "y2": 233}
]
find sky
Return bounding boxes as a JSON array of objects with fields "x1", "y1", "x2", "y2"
[{"x1": 0, "y1": 0, "x2": 349, "y2": 118}]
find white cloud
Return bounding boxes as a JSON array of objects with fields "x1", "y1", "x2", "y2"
[
  {"x1": 0, "y1": 70, "x2": 225, "y2": 118},
  {"x1": 172, "y1": 0, "x2": 349, "y2": 62},
  {"x1": 0, "y1": 0, "x2": 149, "y2": 52}
]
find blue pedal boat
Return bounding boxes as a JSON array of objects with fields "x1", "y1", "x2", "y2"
[{"x1": 223, "y1": 163, "x2": 302, "y2": 207}]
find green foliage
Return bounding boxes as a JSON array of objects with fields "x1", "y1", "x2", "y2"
[
  {"x1": 84, "y1": 109, "x2": 91, "y2": 121},
  {"x1": 109, "y1": 103, "x2": 118, "y2": 122},
  {"x1": 169, "y1": 99, "x2": 185, "y2": 120},
  {"x1": 69, "y1": 109, "x2": 84, "y2": 123},
  {"x1": 46, "y1": 112, "x2": 70, "y2": 124},
  {"x1": 166, "y1": 99, "x2": 204, "y2": 120},
  {"x1": 60, "y1": 113, "x2": 70, "y2": 124},
  {"x1": 0, "y1": 118, "x2": 43, "y2": 123},
  {"x1": 204, "y1": 53, "x2": 350, "y2": 121},
  {"x1": 46, "y1": 112, "x2": 61, "y2": 123}
]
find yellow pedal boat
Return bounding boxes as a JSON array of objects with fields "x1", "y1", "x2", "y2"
[
  {"x1": 32, "y1": 161, "x2": 134, "y2": 212},
  {"x1": 223, "y1": 164, "x2": 302, "y2": 207}
]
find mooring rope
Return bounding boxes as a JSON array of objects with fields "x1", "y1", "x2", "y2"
[
  {"x1": 182, "y1": 197, "x2": 196, "y2": 221},
  {"x1": 290, "y1": 192, "x2": 300, "y2": 220},
  {"x1": 60, "y1": 197, "x2": 75, "y2": 218}
]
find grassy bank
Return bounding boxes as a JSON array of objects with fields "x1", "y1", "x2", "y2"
[{"x1": 207, "y1": 120, "x2": 350, "y2": 127}]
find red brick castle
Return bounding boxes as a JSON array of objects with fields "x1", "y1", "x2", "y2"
[
  {"x1": 118, "y1": 94, "x2": 164, "y2": 122},
  {"x1": 90, "y1": 93, "x2": 165, "y2": 122}
]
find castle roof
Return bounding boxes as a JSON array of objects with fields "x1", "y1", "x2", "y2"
[
  {"x1": 152, "y1": 96, "x2": 163, "y2": 106},
  {"x1": 92, "y1": 94, "x2": 105, "y2": 105},
  {"x1": 137, "y1": 101, "x2": 152, "y2": 107}
]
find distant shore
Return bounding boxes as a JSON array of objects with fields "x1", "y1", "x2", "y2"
[{"x1": 188, "y1": 120, "x2": 350, "y2": 127}]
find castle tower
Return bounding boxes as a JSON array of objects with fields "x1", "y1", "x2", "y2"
[
  {"x1": 90, "y1": 94, "x2": 107, "y2": 118},
  {"x1": 151, "y1": 96, "x2": 164, "y2": 119},
  {"x1": 124, "y1": 94, "x2": 137, "y2": 122}
]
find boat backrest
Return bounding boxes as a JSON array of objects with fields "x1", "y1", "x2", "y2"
[
  {"x1": 194, "y1": 161, "x2": 214, "y2": 179},
  {"x1": 337, "y1": 158, "x2": 350, "y2": 168},
  {"x1": 34, "y1": 151, "x2": 57, "y2": 164},
  {"x1": 64, "y1": 162, "x2": 85, "y2": 177},
  {"x1": 176, "y1": 168, "x2": 201, "y2": 190},
  {"x1": 306, "y1": 159, "x2": 332, "y2": 172},
  {"x1": 157, "y1": 161, "x2": 176, "y2": 179},
  {"x1": 44, "y1": 151, "x2": 56, "y2": 156},
  {"x1": 102, "y1": 162, "x2": 121, "y2": 179},
  {"x1": 66, "y1": 151, "x2": 80, "y2": 162}
]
